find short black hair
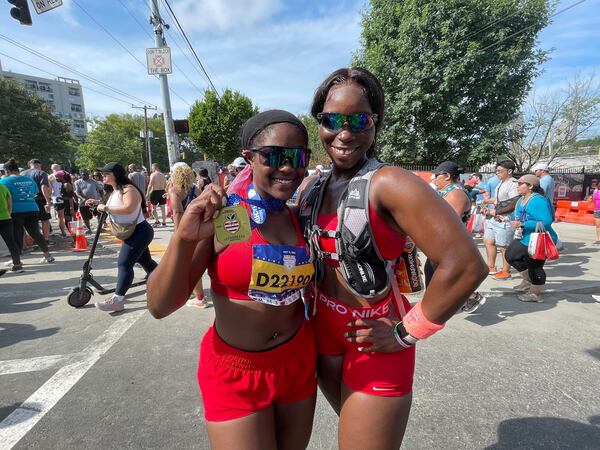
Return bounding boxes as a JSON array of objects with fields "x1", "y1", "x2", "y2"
[
  {"x1": 4, "y1": 158, "x2": 19, "y2": 172},
  {"x1": 496, "y1": 160, "x2": 516, "y2": 172},
  {"x1": 311, "y1": 67, "x2": 384, "y2": 157}
]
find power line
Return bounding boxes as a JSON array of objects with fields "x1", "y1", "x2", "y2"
[
  {"x1": 72, "y1": 0, "x2": 148, "y2": 69},
  {"x1": 72, "y1": 0, "x2": 191, "y2": 106},
  {"x1": 159, "y1": 2, "x2": 213, "y2": 87},
  {"x1": 161, "y1": 0, "x2": 220, "y2": 97},
  {"x1": 455, "y1": 10, "x2": 524, "y2": 44},
  {"x1": 115, "y1": 0, "x2": 204, "y2": 94},
  {"x1": 116, "y1": 0, "x2": 152, "y2": 38},
  {"x1": 0, "y1": 51, "x2": 135, "y2": 106},
  {"x1": 0, "y1": 33, "x2": 158, "y2": 107},
  {"x1": 480, "y1": 0, "x2": 588, "y2": 53}
]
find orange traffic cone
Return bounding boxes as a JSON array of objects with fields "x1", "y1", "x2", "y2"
[{"x1": 72, "y1": 215, "x2": 88, "y2": 252}]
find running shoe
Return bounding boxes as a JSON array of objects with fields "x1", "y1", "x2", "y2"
[
  {"x1": 592, "y1": 295, "x2": 600, "y2": 303},
  {"x1": 162, "y1": 222, "x2": 167, "y2": 227},
  {"x1": 186, "y1": 298, "x2": 209, "y2": 308},
  {"x1": 461, "y1": 293, "x2": 487, "y2": 314},
  {"x1": 518, "y1": 292, "x2": 543, "y2": 303},
  {"x1": 487, "y1": 266, "x2": 499, "y2": 276},
  {"x1": 10, "y1": 264, "x2": 24, "y2": 273},
  {"x1": 0, "y1": 269, "x2": 6, "y2": 277},
  {"x1": 95, "y1": 296, "x2": 125, "y2": 312},
  {"x1": 152, "y1": 222, "x2": 160, "y2": 228},
  {"x1": 492, "y1": 271, "x2": 511, "y2": 280},
  {"x1": 513, "y1": 280, "x2": 531, "y2": 292},
  {"x1": 40, "y1": 256, "x2": 55, "y2": 263}
]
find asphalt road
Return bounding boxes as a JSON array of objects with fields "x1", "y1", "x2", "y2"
[{"x1": 1, "y1": 222, "x2": 599, "y2": 449}]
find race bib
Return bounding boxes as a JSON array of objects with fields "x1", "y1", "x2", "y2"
[{"x1": 249, "y1": 244, "x2": 315, "y2": 306}]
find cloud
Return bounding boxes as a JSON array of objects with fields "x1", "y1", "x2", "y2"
[
  {"x1": 50, "y1": 0, "x2": 80, "y2": 27},
  {"x1": 171, "y1": 0, "x2": 282, "y2": 32}
]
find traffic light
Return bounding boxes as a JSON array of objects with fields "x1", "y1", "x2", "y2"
[
  {"x1": 173, "y1": 119, "x2": 189, "y2": 134},
  {"x1": 8, "y1": 0, "x2": 32, "y2": 25}
]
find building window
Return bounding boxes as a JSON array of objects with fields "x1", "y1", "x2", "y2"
[
  {"x1": 39, "y1": 83, "x2": 52, "y2": 92},
  {"x1": 68, "y1": 88, "x2": 80, "y2": 96},
  {"x1": 73, "y1": 120, "x2": 85, "y2": 129},
  {"x1": 71, "y1": 104, "x2": 82, "y2": 113},
  {"x1": 48, "y1": 93, "x2": 54, "y2": 99},
  {"x1": 25, "y1": 80, "x2": 38, "y2": 90}
]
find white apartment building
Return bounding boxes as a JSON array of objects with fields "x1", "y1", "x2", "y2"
[{"x1": 1, "y1": 70, "x2": 87, "y2": 141}]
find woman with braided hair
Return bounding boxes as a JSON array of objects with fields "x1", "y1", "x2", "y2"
[{"x1": 297, "y1": 68, "x2": 488, "y2": 449}]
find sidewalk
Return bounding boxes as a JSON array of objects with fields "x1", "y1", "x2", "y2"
[{"x1": 475, "y1": 222, "x2": 600, "y2": 296}]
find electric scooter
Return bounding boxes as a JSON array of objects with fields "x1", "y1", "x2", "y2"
[{"x1": 67, "y1": 211, "x2": 147, "y2": 307}]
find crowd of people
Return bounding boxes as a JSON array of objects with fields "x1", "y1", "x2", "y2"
[{"x1": 2, "y1": 66, "x2": 599, "y2": 449}]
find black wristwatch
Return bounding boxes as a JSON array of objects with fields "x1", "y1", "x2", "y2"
[{"x1": 393, "y1": 321, "x2": 419, "y2": 349}]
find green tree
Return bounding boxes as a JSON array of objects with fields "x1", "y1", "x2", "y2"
[
  {"x1": 0, "y1": 78, "x2": 73, "y2": 167},
  {"x1": 353, "y1": 0, "x2": 553, "y2": 166},
  {"x1": 76, "y1": 114, "x2": 169, "y2": 170},
  {"x1": 298, "y1": 114, "x2": 329, "y2": 167},
  {"x1": 188, "y1": 89, "x2": 258, "y2": 163}
]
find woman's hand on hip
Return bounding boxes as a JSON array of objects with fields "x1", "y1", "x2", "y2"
[
  {"x1": 175, "y1": 184, "x2": 226, "y2": 243},
  {"x1": 345, "y1": 317, "x2": 404, "y2": 353}
]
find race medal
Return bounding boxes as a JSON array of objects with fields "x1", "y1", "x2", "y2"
[{"x1": 214, "y1": 205, "x2": 251, "y2": 245}]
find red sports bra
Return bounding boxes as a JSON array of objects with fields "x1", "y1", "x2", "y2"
[
  {"x1": 208, "y1": 208, "x2": 307, "y2": 300},
  {"x1": 316, "y1": 207, "x2": 406, "y2": 266}
]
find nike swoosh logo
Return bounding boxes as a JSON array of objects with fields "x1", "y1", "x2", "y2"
[{"x1": 372, "y1": 387, "x2": 396, "y2": 391}]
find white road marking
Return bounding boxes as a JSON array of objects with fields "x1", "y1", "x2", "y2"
[
  {"x1": 0, "y1": 354, "x2": 75, "y2": 376},
  {"x1": 0, "y1": 310, "x2": 145, "y2": 449}
]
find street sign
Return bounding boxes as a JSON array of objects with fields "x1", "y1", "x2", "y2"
[
  {"x1": 146, "y1": 47, "x2": 172, "y2": 75},
  {"x1": 31, "y1": 0, "x2": 63, "y2": 15}
]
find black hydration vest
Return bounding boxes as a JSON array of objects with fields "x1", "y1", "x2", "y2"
[{"x1": 299, "y1": 158, "x2": 391, "y2": 299}]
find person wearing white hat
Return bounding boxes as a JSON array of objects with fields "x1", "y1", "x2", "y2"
[
  {"x1": 531, "y1": 163, "x2": 555, "y2": 207},
  {"x1": 532, "y1": 163, "x2": 562, "y2": 250},
  {"x1": 223, "y1": 157, "x2": 247, "y2": 189}
]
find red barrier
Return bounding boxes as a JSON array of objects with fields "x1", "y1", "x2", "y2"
[{"x1": 555, "y1": 200, "x2": 595, "y2": 225}]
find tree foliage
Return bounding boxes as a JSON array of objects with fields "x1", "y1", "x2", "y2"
[
  {"x1": 506, "y1": 75, "x2": 600, "y2": 171},
  {"x1": 0, "y1": 78, "x2": 74, "y2": 167},
  {"x1": 77, "y1": 114, "x2": 169, "y2": 170},
  {"x1": 297, "y1": 114, "x2": 330, "y2": 167},
  {"x1": 353, "y1": 0, "x2": 553, "y2": 166},
  {"x1": 188, "y1": 89, "x2": 258, "y2": 164}
]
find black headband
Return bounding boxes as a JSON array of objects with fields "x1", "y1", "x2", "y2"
[{"x1": 241, "y1": 110, "x2": 308, "y2": 149}]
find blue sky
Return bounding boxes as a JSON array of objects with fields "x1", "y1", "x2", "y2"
[{"x1": 1, "y1": 0, "x2": 598, "y2": 122}]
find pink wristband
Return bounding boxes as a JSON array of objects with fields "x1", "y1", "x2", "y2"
[{"x1": 403, "y1": 301, "x2": 445, "y2": 340}]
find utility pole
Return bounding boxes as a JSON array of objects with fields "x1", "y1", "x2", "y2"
[
  {"x1": 149, "y1": 0, "x2": 179, "y2": 171},
  {"x1": 132, "y1": 104, "x2": 157, "y2": 169}
]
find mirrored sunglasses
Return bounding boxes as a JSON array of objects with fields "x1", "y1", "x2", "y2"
[
  {"x1": 316, "y1": 112, "x2": 378, "y2": 133},
  {"x1": 249, "y1": 146, "x2": 311, "y2": 169}
]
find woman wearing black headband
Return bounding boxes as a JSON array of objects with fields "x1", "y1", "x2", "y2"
[
  {"x1": 298, "y1": 68, "x2": 488, "y2": 449},
  {"x1": 147, "y1": 110, "x2": 317, "y2": 449}
]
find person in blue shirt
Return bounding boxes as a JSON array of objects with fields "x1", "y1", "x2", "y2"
[
  {"x1": 506, "y1": 174, "x2": 557, "y2": 303},
  {"x1": 0, "y1": 159, "x2": 54, "y2": 264},
  {"x1": 532, "y1": 163, "x2": 555, "y2": 207}
]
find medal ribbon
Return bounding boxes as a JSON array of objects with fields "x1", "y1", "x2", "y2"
[{"x1": 226, "y1": 184, "x2": 286, "y2": 229}]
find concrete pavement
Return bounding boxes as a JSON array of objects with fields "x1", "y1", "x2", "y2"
[{"x1": 1, "y1": 221, "x2": 599, "y2": 449}]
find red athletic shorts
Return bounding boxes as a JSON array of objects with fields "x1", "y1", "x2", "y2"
[
  {"x1": 198, "y1": 321, "x2": 317, "y2": 422},
  {"x1": 310, "y1": 288, "x2": 415, "y2": 397}
]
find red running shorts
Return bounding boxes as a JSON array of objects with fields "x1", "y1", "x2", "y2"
[
  {"x1": 310, "y1": 288, "x2": 415, "y2": 397},
  {"x1": 198, "y1": 320, "x2": 317, "y2": 422}
]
